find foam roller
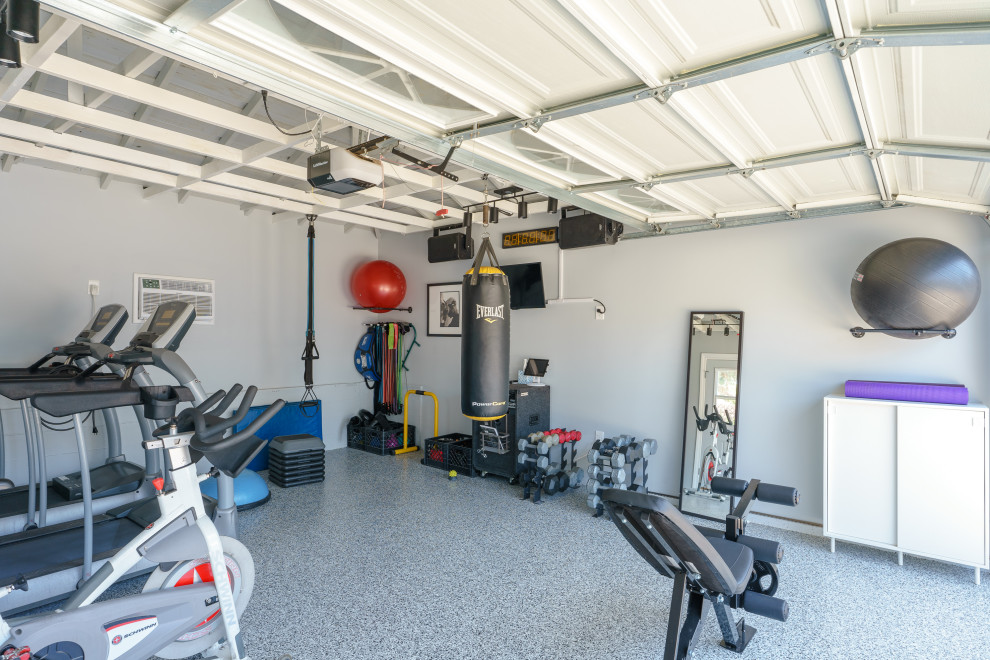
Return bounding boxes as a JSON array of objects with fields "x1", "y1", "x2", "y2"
[
  {"x1": 742, "y1": 591, "x2": 789, "y2": 622},
  {"x1": 710, "y1": 476, "x2": 749, "y2": 497},
  {"x1": 756, "y1": 483, "x2": 800, "y2": 507},
  {"x1": 734, "y1": 535, "x2": 783, "y2": 564}
]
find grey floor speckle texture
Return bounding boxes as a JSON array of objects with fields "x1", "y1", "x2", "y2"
[{"x1": 28, "y1": 448, "x2": 990, "y2": 659}]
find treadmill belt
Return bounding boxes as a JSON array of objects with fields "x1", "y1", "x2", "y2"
[
  {"x1": 0, "y1": 517, "x2": 143, "y2": 584},
  {"x1": 0, "y1": 485, "x2": 69, "y2": 518}
]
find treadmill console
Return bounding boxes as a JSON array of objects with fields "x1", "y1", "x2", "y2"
[
  {"x1": 73, "y1": 304, "x2": 128, "y2": 346},
  {"x1": 129, "y1": 301, "x2": 196, "y2": 351}
]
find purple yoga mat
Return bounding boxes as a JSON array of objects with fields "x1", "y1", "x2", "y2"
[{"x1": 844, "y1": 380, "x2": 969, "y2": 405}]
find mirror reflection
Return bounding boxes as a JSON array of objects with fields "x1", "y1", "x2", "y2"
[{"x1": 679, "y1": 312, "x2": 743, "y2": 521}]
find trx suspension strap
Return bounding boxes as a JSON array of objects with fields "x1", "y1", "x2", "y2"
[{"x1": 301, "y1": 214, "x2": 320, "y2": 414}]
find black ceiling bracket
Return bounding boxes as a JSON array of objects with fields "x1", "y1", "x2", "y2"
[{"x1": 391, "y1": 145, "x2": 459, "y2": 182}]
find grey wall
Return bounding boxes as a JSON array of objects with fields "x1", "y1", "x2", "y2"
[
  {"x1": 0, "y1": 164, "x2": 379, "y2": 482},
  {"x1": 382, "y1": 205, "x2": 990, "y2": 524}
]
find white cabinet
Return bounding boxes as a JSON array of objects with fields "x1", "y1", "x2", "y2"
[{"x1": 824, "y1": 395, "x2": 989, "y2": 583}]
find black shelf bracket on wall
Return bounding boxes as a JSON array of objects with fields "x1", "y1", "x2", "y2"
[{"x1": 849, "y1": 326, "x2": 957, "y2": 339}]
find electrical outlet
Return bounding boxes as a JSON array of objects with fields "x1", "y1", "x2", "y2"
[
  {"x1": 595, "y1": 430, "x2": 605, "y2": 442},
  {"x1": 88, "y1": 280, "x2": 100, "y2": 296},
  {"x1": 595, "y1": 309, "x2": 605, "y2": 320}
]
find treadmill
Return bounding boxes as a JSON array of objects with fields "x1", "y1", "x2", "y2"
[
  {"x1": 0, "y1": 301, "x2": 242, "y2": 613},
  {"x1": 0, "y1": 304, "x2": 153, "y2": 535}
]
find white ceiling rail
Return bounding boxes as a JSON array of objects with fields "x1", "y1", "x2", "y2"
[
  {"x1": 0, "y1": 15, "x2": 79, "y2": 109},
  {"x1": 444, "y1": 24, "x2": 990, "y2": 144},
  {"x1": 571, "y1": 143, "x2": 871, "y2": 193},
  {"x1": 893, "y1": 194, "x2": 990, "y2": 217},
  {"x1": 164, "y1": 0, "x2": 240, "y2": 34},
  {"x1": 445, "y1": 33, "x2": 833, "y2": 143},
  {"x1": 0, "y1": 115, "x2": 201, "y2": 177},
  {"x1": 882, "y1": 143, "x2": 990, "y2": 163},
  {"x1": 625, "y1": 200, "x2": 906, "y2": 239},
  {"x1": 39, "y1": 0, "x2": 645, "y2": 230},
  {"x1": 821, "y1": 0, "x2": 891, "y2": 203},
  {"x1": 0, "y1": 134, "x2": 178, "y2": 186}
]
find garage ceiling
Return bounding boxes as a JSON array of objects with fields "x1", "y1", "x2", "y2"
[{"x1": 1, "y1": 0, "x2": 988, "y2": 235}]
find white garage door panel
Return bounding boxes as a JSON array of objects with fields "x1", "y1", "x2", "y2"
[
  {"x1": 698, "y1": 58, "x2": 862, "y2": 157},
  {"x1": 860, "y1": 47, "x2": 990, "y2": 147},
  {"x1": 570, "y1": 104, "x2": 725, "y2": 172},
  {"x1": 891, "y1": 156, "x2": 990, "y2": 205},
  {"x1": 897, "y1": 406, "x2": 986, "y2": 565},
  {"x1": 676, "y1": 175, "x2": 773, "y2": 210},
  {"x1": 847, "y1": 0, "x2": 990, "y2": 29},
  {"x1": 766, "y1": 156, "x2": 879, "y2": 201}
]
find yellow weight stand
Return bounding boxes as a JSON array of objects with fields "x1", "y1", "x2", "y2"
[{"x1": 398, "y1": 389, "x2": 437, "y2": 455}]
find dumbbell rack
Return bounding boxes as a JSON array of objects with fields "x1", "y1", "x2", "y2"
[
  {"x1": 587, "y1": 435, "x2": 658, "y2": 517},
  {"x1": 517, "y1": 430, "x2": 586, "y2": 504}
]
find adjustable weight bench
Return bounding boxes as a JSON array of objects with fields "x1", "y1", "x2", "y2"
[{"x1": 600, "y1": 476, "x2": 799, "y2": 660}]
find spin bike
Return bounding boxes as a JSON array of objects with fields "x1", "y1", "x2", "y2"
[
  {"x1": 1, "y1": 382, "x2": 283, "y2": 660},
  {"x1": 691, "y1": 405, "x2": 734, "y2": 497}
]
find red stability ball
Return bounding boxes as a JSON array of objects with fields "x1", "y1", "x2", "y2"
[{"x1": 350, "y1": 260, "x2": 407, "y2": 313}]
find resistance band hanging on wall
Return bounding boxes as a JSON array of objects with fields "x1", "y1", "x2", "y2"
[
  {"x1": 354, "y1": 321, "x2": 417, "y2": 415},
  {"x1": 300, "y1": 214, "x2": 320, "y2": 415}
]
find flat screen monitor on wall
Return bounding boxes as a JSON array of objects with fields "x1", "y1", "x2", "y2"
[{"x1": 502, "y1": 262, "x2": 546, "y2": 310}]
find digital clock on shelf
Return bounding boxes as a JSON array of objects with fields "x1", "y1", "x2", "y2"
[{"x1": 501, "y1": 227, "x2": 558, "y2": 249}]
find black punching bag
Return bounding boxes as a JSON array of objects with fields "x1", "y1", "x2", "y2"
[{"x1": 461, "y1": 236, "x2": 510, "y2": 420}]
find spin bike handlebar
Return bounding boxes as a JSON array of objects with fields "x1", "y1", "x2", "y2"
[{"x1": 177, "y1": 385, "x2": 285, "y2": 452}]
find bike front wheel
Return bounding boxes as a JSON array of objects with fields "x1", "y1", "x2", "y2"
[{"x1": 141, "y1": 535, "x2": 255, "y2": 659}]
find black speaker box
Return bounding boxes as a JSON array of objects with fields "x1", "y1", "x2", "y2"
[
  {"x1": 558, "y1": 211, "x2": 623, "y2": 249},
  {"x1": 428, "y1": 232, "x2": 474, "y2": 263}
]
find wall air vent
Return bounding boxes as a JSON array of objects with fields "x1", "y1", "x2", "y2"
[{"x1": 133, "y1": 274, "x2": 215, "y2": 325}]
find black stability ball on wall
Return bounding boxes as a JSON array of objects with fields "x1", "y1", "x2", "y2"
[{"x1": 850, "y1": 237, "x2": 981, "y2": 339}]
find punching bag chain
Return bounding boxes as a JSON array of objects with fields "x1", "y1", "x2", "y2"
[{"x1": 300, "y1": 214, "x2": 320, "y2": 415}]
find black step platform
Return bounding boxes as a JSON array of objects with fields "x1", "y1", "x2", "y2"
[{"x1": 268, "y1": 434, "x2": 325, "y2": 489}]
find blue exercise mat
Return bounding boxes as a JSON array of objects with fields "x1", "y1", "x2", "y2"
[{"x1": 234, "y1": 400, "x2": 323, "y2": 471}]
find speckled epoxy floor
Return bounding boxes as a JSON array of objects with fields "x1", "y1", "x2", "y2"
[
  {"x1": 29, "y1": 447, "x2": 990, "y2": 659},
  {"x1": 224, "y1": 448, "x2": 990, "y2": 660}
]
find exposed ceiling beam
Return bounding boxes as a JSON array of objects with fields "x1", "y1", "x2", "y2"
[
  {"x1": 164, "y1": 0, "x2": 241, "y2": 34},
  {"x1": 0, "y1": 15, "x2": 79, "y2": 110},
  {"x1": 0, "y1": 131, "x2": 411, "y2": 233},
  {"x1": 49, "y1": 48, "x2": 161, "y2": 133},
  {"x1": 38, "y1": 53, "x2": 297, "y2": 144},
  {"x1": 40, "y1": 0, "x2": 644, "y2": 229}
]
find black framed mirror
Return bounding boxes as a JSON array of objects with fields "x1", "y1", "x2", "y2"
[{"x1": 678, "y1": 312, "x2": 743, "y2": 521}]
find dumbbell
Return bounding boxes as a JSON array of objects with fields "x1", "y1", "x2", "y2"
[
  {"x1": 518, "y1": 453, "x2": 550, "y2": 470},
  {"x1": 568, "y1": 468, "x2": 585, "y2": 488},
  {"x1": 557, "y1": 472, "x2": 570, "y2": 490},
  {"x1": 588, "y1": 447, "x2": 624, "y2": 467},
  {"x1": 517, "y1": 438, "x2": 530, "y2": 452},
  {"x1": 589, "y1": 465, "x2": 627, "y2": 484},
  {"x1": 587, "y1": 494, "x2": 601, "y2": 509},
  {"x1": 544, "y1": 474, "x2": 559, "y2": 495},
  {"x1": 643, "y1": 438, "x2": 658, "y2": 455}
]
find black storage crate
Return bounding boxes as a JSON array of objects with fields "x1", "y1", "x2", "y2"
[
  {"x1": 347, "y1": 418, "x2": 415, "y2": 456},
  {"x1": 421, "y1": 433, "x2": 475, "y2": 477}
]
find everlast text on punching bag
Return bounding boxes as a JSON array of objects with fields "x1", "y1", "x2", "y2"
[{"x1": 461, "y1": 236, "x2": 510, "y2": 421}]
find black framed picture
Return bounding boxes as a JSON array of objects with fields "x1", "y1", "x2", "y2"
[{"x1": 427, "y1": 282, "x2": 462, "y2": 336}]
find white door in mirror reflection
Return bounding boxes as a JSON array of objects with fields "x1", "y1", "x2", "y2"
[{"x1": 690, "y1": 355, "x2": 736, "y2": 496}]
